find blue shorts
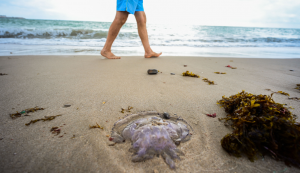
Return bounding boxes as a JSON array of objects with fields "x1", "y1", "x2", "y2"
[{"x1": 117, "y1": 0, "x2": 144, "y2": 14}]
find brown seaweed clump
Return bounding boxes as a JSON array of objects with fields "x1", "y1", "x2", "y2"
[
  {"x1": 214, "y1": 72, "x2": 226, "y2": 74},
  {"x1": 202, "y1": 78, "x2": 215, "y2": 85},
  {"x1": 182, "y1": 71, "x2": 200, "y2": 78},
  {"x1": 25, "y1": 115, "x2": 62, "y2": 126},
  {"x1": 10, "y1": 107, "x2": 45, "y2": 119},
  {"x1": 217, "y1": 90, "x2": 300, "y2": 167},
  {"x1": 0, "y1": 73, "x2": 8, "y2": 76}
]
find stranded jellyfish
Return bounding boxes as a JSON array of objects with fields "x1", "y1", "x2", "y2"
[{"x1": 109, "y1": 111, "x2": 192, "y2": 169}]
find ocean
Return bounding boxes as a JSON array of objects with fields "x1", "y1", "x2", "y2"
[{"x1": 1, "y1": 18, "x2": 300, "y2": 58}]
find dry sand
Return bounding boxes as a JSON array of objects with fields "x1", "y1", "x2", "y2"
[{"x1": 0, "y1": 55, "x2": 300, "y2": 173}]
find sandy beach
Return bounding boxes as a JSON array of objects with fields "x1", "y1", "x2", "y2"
[{"x1": 0, "y1": 55, "x2": 299, "y2": 173}]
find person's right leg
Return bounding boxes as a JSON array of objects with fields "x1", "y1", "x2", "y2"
[{"x1": 101, "y1": 11, "x2": 129, "y2": 59}]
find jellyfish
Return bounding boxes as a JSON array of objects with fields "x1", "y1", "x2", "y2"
[{"x1": 109, "y1": 111, "x2": 192, "y2": 169}]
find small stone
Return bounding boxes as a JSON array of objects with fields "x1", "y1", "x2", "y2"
[
  {"x1": 290, "y1": 70, "x2": 294, "y2": 71},
  {"x1": 163, "y1": 112, "x2": 170, "y2": 119},
  {"x1": 63, "y1": 105, "x2": 71, "y2": 108},
  {"x1": 184, "y1": 65, "x2": 187, "y2": 67},
  {"x1": 14, "y1": 153, "x2": 16, "y2": 155},
  {"x1": 170, "y1": 73, "x2": 175, "y2": 75}
]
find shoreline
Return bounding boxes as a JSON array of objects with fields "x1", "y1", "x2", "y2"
[
  {"x1": 1, "y1": 45, "x2": 300, "y2": 58},
  {"x1": 0, "y1": 55, "x2": 299, "y2": 172}
]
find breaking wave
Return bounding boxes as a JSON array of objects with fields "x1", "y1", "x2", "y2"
[{"x1": 1, "y1": 18, "x2": 300, "y2": 47}]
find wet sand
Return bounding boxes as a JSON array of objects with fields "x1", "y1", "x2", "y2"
[{"x1": 0, "y1": 55, "x2": 299, "y2": 173}]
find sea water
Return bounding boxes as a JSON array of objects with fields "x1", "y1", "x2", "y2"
[{"x1": 1, "y1": 18, "x2": 300, "y2": 58}]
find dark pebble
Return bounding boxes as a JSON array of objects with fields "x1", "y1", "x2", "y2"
[
  {"x1": 163, "y1": 112, "x2": 170, "y2": 119},
  {"x1": 170, "y1": 73, "x2": 175, "y2": 75},
  {"x1": 63, "y1": 105, "x2": 71, "y2": 108},
  {"x1": 290, "y1": 70, "x2": 294, "y2": 71}
]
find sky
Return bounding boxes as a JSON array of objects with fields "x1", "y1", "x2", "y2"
[{"x1": 0, "y1": 0, "x2": 300, "y2": 28}]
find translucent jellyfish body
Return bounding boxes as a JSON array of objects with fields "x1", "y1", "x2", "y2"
[{"x1": 110, "y1": 111, "x2": 192, "y2": 169}]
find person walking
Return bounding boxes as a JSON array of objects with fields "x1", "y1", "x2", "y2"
[{"x1": 101, "y1": 0, "x2": 162, "y2": 59}]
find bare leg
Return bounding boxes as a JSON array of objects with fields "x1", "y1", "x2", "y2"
[
  {"x1": 101, "y1": 11, "x2": 129, "y2": 59},
  {"x1": 134, "y1": 11, "x2": 162, "y2": 58}
]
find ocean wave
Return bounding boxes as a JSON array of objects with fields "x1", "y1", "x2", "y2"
[
  {"x1": 0, "y1": 28, "x2": 139, "y2": 39},
  {"x1": 1, "y1": 19, "x2": 300, "y2": 48}
]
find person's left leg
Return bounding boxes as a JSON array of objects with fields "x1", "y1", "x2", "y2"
[{"x1": 134, "y1": 11, "x2": 162, "y2": 58}]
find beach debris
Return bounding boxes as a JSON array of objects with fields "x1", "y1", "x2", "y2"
[
  {"x1": 265, "y1": 89, "x2": 290, "y2": 96},
  {"x1": 225, "y1": 65, "x2": 237, "y2": 69},
  {"x1": 110, "y1": 111, "x2": 192, "y2": 169},
  {"x1": 170, "y1": 73, "x2": 175, "y2": 75},
  {"x1": 217, "y1": 90, "x2": 300, "y2": 167},
  {"x1": 147, "y1": 69, "x2": 158, "y2": 75},
  {"x1": 10, "y1": 107, "x2": 45, "y2": 119},
  {"x1": 162, "y1": 112, "x2": 170, "y2": 119},
  {"x1": 202, "y1": 78, "x2": 215, "y2": 85},
  {"x1": 103, "y1": 102, "x2": 106, "y2": 104},
  {"x1": 206, "y1": 113, "x2": 216, "y2": 118},
  {"x1": 50, "y1": 127, "x2": 61, "y2": 135},
  {"x1": 108, "y1": 143, "x2": 116, "y2": 146},
  {"x1": 63, "y1": 105, "x2": 71, "y2": 108},
  {"x1": 120, "y1": 106, "x2": 133, "y2": 113},
  {"x1": 184, "y1": 65, "x2": 187, "y2": 67},
  {"x1": 0, "y1": 73, "x2": 8, "y2": 76},
  {"x1": 295, "y1": 84, "x2": 300, "y2": 91},
  {"x1": 106, "y1": 135, "x2": 109, "y2": 137},
  {"x1": 71, "y1": 135, "x2": 76, "y2": 139},
  {"x1": 290, "y1": 70, "x2": 294, "y2": 71},
  {"x1": 0, "y1": 138, "x2": 3, "y2": 140},
  {"x1": 25, "y1": 114, "x2": 62, "y2": 126},
  {"x1": 277, "y1": 91, "x2": 290, "y2": 96},
  {"x1": 214, "y1": 72, "x2": 226, "y2": 74},
  {"x1": 182, "y1": 71, "x2": 200, "y2": 78},
  {"x1": 89, "y1": 122, "x2": 104, "y2": 130},
  {"x1": 288, "y1": 97, "x2": 300, "y2": 101}
]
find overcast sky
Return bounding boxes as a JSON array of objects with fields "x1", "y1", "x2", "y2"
[{"x1": 1, "y1": 0, "x2": 300, "y2": 28}]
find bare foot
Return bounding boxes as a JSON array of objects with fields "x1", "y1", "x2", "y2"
[
  {"x1": 144, "y1": 51, "x2": 162, "y2": 58},
  {"x1": 101, "y1": 50, "x2": 121, "y2": 59}
]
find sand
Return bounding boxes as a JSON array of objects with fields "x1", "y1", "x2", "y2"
[{"x1": 0, "y1": 55, "x2": 299, "y2": 173}]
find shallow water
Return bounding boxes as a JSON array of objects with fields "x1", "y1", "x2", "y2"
[{"x1": 1, "y1": 18, "x2": 300, "y2": 58}]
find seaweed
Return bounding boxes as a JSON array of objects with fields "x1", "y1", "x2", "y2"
[
  {"x1": 50, "y1": 127, "x2": 61, "y2": 135},
  {"x1": 225, "y1": 65, "x2": 237, "y2": 69},
  {"x1": 202, "y1": 78, "x2": 215, "y2": 85},
  {"x1": 206, "y1": 113, "x2": 216, "y2": 118},
  {"x1": 0, "y1": 73, "x2": 8, "y2": 76},
  {"x1": 89, "y1": 122, "x2": 104, "y2": 129},
  {"x1": 214, "y1": 72, "x2": 226, "y2": 74},
  {"x1": 217, "y1": 90, "x2": 300, "y2": 167},
  {"x1": 296, "y1": 84, "x2": 300, "y2": 91},
  {"x1": 265, "y1": 89, "x2": 290, "y2": 96},
  {"x1": 10, "y1": 107, "x2": 45, "y2": 119},
  {"x1": 120, "y1": 106, "x2": 134, "y2": 113},
  {"x1": 288, "y1": 97, "x2": 300, "y2": 101},
  {"x1": 182, "y1": 71, "x2": 200, "y2": 78},
  {"x1": 25, "y1": 114, "x2": 62, "y2": 126}
]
